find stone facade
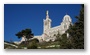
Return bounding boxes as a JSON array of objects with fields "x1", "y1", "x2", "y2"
[
  {"x1": 15, "y1": 10, "x2": 72, "y2": 44},
  {"x1": 34, "y1": 10, "x2": 72, "y2": 42}
]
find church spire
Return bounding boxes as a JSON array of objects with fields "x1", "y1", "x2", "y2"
[{"x1": 46, "y1": 10, "x2": 49, "y2": 19}]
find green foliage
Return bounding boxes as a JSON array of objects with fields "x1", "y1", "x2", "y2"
[
  {"x1": 15, "y1": 28, "x2": 34, "y2": 40},
  {"x1": 4, "y1": 41, "x2": 18, "y2": 49},
  {"x1": 30, "y1": 38, "x2": 39, "y2": 43},
  {"x1": 18, "y1": 38, "x2": 39, "y2": 49},
  {"x1": 4, "y1": 44, "x2": 16, "y2": 49},
  {"x1": 67, "y1": 4, "x2": 84, "y2": 49},
  {"x1": 7, "y1": 5, "x2": 84, "y2": 49},
  {"x1": 55, "y1": 32, "x2": 61, "y2": 41},
  {"x1": 27, "y1": 39, "x2": 39, "y2": 49},
  {"x1": 59, "y1": 33, "x2": 72, "y2": 49},
  {"x1": 27, "y1": 41, "x2": 38, "y2": 49}
]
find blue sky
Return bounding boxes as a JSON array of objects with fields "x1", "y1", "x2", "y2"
[{"x1": 4, "y1": 4, "x2": 81, "y2": 42}]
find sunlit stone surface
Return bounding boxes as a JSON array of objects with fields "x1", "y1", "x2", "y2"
[
  {"x1": 14, "y1": 10, "x2": 72, "y2": 44},
  {"x1": 34, "y1": 10, "x2": 72, "y2": 42}
]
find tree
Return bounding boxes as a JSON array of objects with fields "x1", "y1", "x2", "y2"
[
  {"x1": 55, "y1": 31, "x2": 61, "y2": 41},
  {"x1": 58, "y1": 33, "x2": 72, "y2": 49},
  {"x1": 67, "y1": 4, "x2": 84, "y2": 49},
  {"x1": 27, "y1": 38, "x2": 39, "y2": 49},
  {"x1": 15, "y1": 28, "x2": 34, "y2": 40}
]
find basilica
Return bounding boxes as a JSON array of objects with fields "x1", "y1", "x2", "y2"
[
  {"x1": 33, "y1": 10, "x2": 72, "y2": 42},
  {"x1": 14, "y1": 10, "x2": 72, "y2": 44}
]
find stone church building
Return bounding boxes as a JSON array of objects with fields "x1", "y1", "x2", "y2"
[
  {"x1": 14, "y1": 10, "x2": 72, "y2": 44},
  {"x1": 33, "y1": 10, "x2": 72, "y2": 42}
]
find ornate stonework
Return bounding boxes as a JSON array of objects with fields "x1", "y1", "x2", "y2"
[{"x1": 34, "y1": 10, "x2": 72, "y2": 42}]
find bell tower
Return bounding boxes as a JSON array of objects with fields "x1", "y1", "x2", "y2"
[{"x1": 43, "y1": 10, "x2": 52, "y2": 33}]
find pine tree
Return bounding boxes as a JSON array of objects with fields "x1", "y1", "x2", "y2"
[
  {"x1": 67, "y1": 4, "x2": 84, "y2": 49},
  {"x1": 15, "y1": 28, "x2": 34, "y2": 40}
]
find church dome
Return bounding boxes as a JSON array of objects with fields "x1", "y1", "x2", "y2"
[{"x1": 63, "y1": 14, "x2": 72, "y2": 22}]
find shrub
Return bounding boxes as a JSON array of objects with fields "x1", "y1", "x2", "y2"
[
  {"x1": 27, "y1": 41, "x2": 38, "y2": 49},
  {"x1": 26, "y1": 38, "x2": 39, "y2": 49}
]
